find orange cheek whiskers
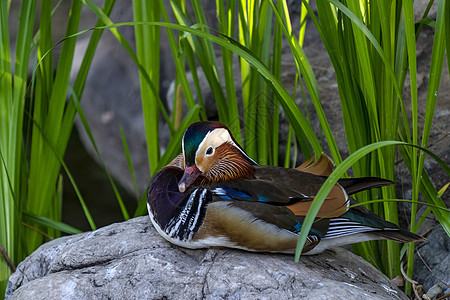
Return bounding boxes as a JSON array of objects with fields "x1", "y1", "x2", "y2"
[{"x1": 208, "y1": 156, "x2": 254, "y2": 183}]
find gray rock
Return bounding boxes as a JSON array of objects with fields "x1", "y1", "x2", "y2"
[
  {"x1": 414, "y1": 226, "x2": 450, "y2": 296},
  {"x1": 6, "y1": 217, "x2": 408, "y2": 300}
]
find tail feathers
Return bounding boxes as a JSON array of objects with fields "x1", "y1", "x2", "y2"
[
  {"x1": 327, "y1": 209, "x2": 425, "y2": 244},
  {"x1": 338, "y1": 177, "x2": 394, "y2": 195},
  {"x1": 368, "y1": 229, "x2": 425, "y2": 243}
]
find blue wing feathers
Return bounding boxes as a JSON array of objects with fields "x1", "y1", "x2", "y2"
[{"x1": 213, "y1": 187, "x2": 273, "y2": 203}]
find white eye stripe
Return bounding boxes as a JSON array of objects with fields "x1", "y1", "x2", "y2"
[
  {"x1": 195, "y1": 129, "x2": 232, "y2": 167},
  {"x1": 182, "y1": 130, "x2": 186, "y2": 158},
  {"x1": 195, "y1": 128, "x2": 257, "y2": 169}
]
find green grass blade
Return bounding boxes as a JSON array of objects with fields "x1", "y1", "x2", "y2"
[
  {"x1": 216, "y1": 0, "x2": 242, "y2": 142},
  {"x1": 158, "y1": 0, "x2": 197, "y2": 111},
  {"x1": 419, "y1": 0, "x2": 446, "y2": 157},
  {"x1": 224, "y1": 0, "x2": 241, "y2": 140},
  {"x1": 26, "y1": 0, "x2": 82, "y2": 252},
  {"x1": 298, "y1": 0, "x2": 309, "y2": 45},
  {"x1": 114, "y1": 20, "x2": 321, "y2": 154},
  {"x1": 326, "y1": 0, "x2": 403, "y2": 101},
  {"x1": 83, "y1": 19, "x2": 320, "y2": 158},
  {"x1": 294, "y1": 141, "x2": 450, "y2": 261},
  {"x1": 133, "y1": 182, "x2": 152, "y2": 218},
  {"x1": 446, "y1": 0, "x2": 450, "y2": 78},
  {"x1": 1, "y1": 0, "x2": 115, "y2": 294},
  {"x1": 69, "y1": 87, "x2": 130, "y2": 220},
  {"x1": 0, "y1": 0, "x2": 17, "y2": 293},
  {"x1": 23, "y1": 212, "x2": 83, "y2": 235},
  {"x1": 295, "y1": 141, "x2": 398, "y2": 261},
  {"x1": 294, "y1": 141, "x2": 393, "y2": 261},
  {"x1": 60, "y1": 0, "x2": 117, "y2": 139},
  {"x1": 132, "y1": 0, "x2": 161, "y2": 176},
  {"x1": 191, "y1": 0, "x2": 229, "y2": 125},
  {"x1": 120, "y1": 127, "x2": 140, "y2": 202},
  {"x1": 177, "y1": 38, "x2": 208, "y2": 120},
  {"x1": 403, "y1": 0, "x2": 420, "y2": 293},
  {"x1": 255, "y1": 0, "x2": 272, "y2": 165},
  {"x1": 171, "y1": 6, "x2": 229, "y2": 125},
  {"x1": 28, "y1": 117, "x2": 97, "y2": 231},
  {"x1": 1, "y1": 2, "x2": 37, "y2": 293},
  {"x1": 284, "y1": 126, "x2": 293, "y2": 168},
  {"x1": 157, "y1": 105, "x2": 202, "y2": 171},
  {"x1": 295, "y1": 140, "x2": 450, "y2": 261},
  {"x1": 270, "y1": 0, "x2": 283, "y2": 166},
  {"x1": 270, "y1": 0, "x2": 338, "y2": 162},
  {"x1": 398, "y1": 143, "x2": 450, "y2": 236},
  {"x1": 82, "y1": 0, "x2": 173, "y2": 131}
]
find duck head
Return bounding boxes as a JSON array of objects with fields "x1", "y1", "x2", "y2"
[{"x1": 178, "y1": 121, "x2": 256, "y2": 192}]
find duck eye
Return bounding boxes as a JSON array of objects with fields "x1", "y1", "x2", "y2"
[{"x1": 205, "y1": 146, "x2": 214, "y2": 156}]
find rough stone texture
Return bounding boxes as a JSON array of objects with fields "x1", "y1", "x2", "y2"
[
  {"x1": 414, "y1": 226, "x2": 450, "y2": 296},
  {"x1": 6, "y1": 217, "x2": 408, "y2": 300}
]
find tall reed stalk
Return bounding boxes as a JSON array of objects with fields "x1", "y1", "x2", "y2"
[{"x1": 0, "y1": 0, "x2": 116, "y2": 296}]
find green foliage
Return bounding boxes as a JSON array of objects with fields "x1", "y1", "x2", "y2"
[
  {"x1": 1, "y1": 0, "x2": 449, "y2": 298},
  {"x1": 0, "y1": 0, "x2": 115, "y2": 295},
  {"x1": 305, "y1": 1, "x2": 449, "y2": 290}
]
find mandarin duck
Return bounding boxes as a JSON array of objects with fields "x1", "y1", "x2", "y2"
[{"x1": 147, "y1": 121, "x2": 423, "y2": 254}]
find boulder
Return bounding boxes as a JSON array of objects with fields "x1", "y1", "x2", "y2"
[
  {"x1": 6, "y1": 216, "x2": 408, "y2": 300},
  {"x1": 414, "y1": 226, "x2": 450, "y2": 296}
]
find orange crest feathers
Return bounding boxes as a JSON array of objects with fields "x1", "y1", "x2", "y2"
[{"x1": 296, "y1": 153, "x2": 335, "y2": 176}]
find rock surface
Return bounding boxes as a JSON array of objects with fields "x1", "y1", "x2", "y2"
[
  {"x1": 6, "y1": 217, "x2": 408, "y2": 300},
  {"x1": 414, "y1": 226, "x2": 450, "y2": 296}
]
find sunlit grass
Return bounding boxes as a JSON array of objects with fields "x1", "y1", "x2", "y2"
[{"x1": 0, "y1": 0, "x2": 115, "y2": 295}]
